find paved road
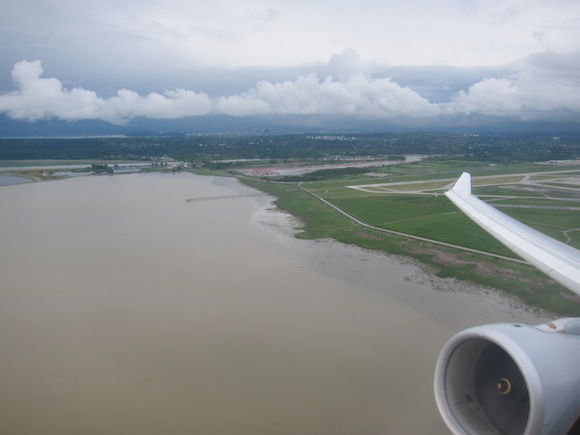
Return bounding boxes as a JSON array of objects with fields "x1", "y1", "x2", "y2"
[
  {"x1": 482, "y1": 195, "x2": 580, "y2": 202},
  {"x1": 298, "y1": 184, "x2": 528, "y2": 265},
  {"x1": 347, "y1": 169, "x2": 580, "y2": 193},
  {"x1": 530, "y1": 182, "x2": 580, "y2": 193},
  {"x1": 495, "y1": 204, "x2": 580, "y2": 211}
]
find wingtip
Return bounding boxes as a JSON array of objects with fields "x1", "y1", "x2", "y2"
[{"x1": 449, "y1": 172, "x2": 472, "y2": 196}]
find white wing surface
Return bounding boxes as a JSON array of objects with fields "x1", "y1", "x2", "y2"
[{"x1": 446, "y1": 172, "x2": 580, "y2": 295}]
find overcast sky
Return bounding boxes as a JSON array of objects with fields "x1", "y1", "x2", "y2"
[{"x1": 1, "y1": 0, "x2": 580, "y2": 125}]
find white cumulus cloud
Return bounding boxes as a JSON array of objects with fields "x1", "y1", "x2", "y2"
[
  {"x1": 0, "y1": 60, "x2": 213, "y2": 123},
  {"x1": 216, "y1": 73, "x2": 439, "y2": 118},
  {"x1": 2, "y1": 50, "x2": 580, "y2": 124},
  {"x1": 0, "y1": 58, "x2": 439, "y2": 122}
]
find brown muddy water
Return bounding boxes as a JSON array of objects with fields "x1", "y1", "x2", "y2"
[{"x1": 0, "y1": 172, "x2": 545, "y2": 435}]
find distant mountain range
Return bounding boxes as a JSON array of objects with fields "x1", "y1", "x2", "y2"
[{"x1": 1, "y1": 114, "x2": 580, "y2": 137}]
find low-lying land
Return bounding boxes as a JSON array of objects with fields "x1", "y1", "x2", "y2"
[
  {"x1": 2, "y1": 154, "x2": 579, "y2": 315},
  {"x1": 0, "y1": 160, "x2": 176, "y2": 181},
  {"x1": 238, "y1": 159, "x2": 580, "y2": 316}
]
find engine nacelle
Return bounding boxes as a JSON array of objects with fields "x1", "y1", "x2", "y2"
[{"x1": 434, "y1": 319, "x2": 580, "y2": 435}]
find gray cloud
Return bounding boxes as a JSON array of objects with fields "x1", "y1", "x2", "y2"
[
  {"x1": 1, "y1": 50, "x2": 580, "y2": 124},
  {"x1": 445, "y1": 50, "x2": 580, "y2": 121},
  {"x1": 3, "y1": 0, "x2": 580, "y2": 77}
]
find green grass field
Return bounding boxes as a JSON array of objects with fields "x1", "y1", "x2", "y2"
[
  {"x1": 329, "y1": 195, "x2": 516, "y2": 256},
  {"x1": 239, "y1": 174, "x2": 580, "y2": 316},
  {"x1": 233, "y1": 159, "x2": 580, "y2": 315}
]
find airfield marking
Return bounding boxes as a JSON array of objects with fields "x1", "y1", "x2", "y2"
[{"x1": 298, "y1": 184, "x2": 528, "y2": 265}]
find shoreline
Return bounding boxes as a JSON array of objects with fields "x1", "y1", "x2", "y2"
[
  {"x1": 3, "y1": 166, "x2": 577, "y2": 317},
  {"x1": 239, "y1": 174, "x2": 580, "y2": 316},
  {"x1": 250, "y1": 192, "x2": 551, "y2": 328},
  {"x1": 0, "y1": 174, "x2": 37, "y2": 186}
]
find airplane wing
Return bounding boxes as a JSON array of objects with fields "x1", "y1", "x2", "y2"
[{"x1": 445, "y1": 172, "x2": 580, "y2": 295}]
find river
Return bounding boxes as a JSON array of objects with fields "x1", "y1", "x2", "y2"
[{"x1": 0, "y1": 172, "x2": 545, "y2": 435}]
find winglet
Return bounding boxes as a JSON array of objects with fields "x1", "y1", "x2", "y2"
[{"x1": 449, "y1": 172, "x2": 471, "y2": 196}]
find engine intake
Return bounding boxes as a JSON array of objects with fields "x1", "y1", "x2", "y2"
[{"x1": 434, "y1": 321, "x2": 580, "y2": 435}]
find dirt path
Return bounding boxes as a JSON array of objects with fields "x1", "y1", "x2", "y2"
[{"x1": 298, "y1": 184, "x2": 528, "y2": 265}]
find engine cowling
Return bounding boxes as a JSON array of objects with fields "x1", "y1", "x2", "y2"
[{"x1": 434, "y1": 320, "x2": 580, "y2": 435}]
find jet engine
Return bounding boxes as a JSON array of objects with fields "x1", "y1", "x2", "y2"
[{"x1": 434, "y1": 319, "x2": 580, "y2": 435}]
